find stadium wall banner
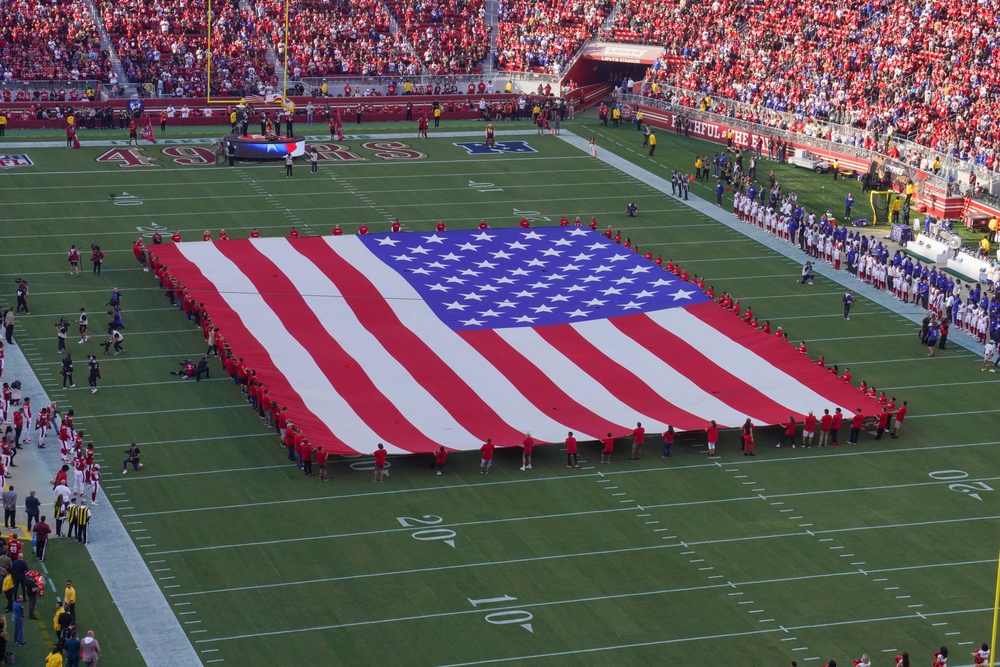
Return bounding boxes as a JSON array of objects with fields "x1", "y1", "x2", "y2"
[{"x1": 579, "y1": 43, "x2": 666, "y2": 65}]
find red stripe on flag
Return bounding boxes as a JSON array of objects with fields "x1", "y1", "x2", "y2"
[
  {"x1": 611, "y1": 311, "x2": 794, "y2": 425},
  {"x1": 294, "y1": 241, "x2": 525, "y2": 446},
  {"x1": 688, "y1": 301, "x2": 881, "y2": 417},
  {"x1": 209, "y1": 242, "x2": 447, "y2": 454},
  {"x1": 458, "y1": 328, "x2": 626, "y2": 439},
  {"x1": 534, "y1": 323, "x2": 704, "y2": 429},
  {"x1": 158, "y1": 245, "x2": 351, "y2": 452}
]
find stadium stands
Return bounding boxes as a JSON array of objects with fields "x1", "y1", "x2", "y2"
[
  {"x1": 620, "y1": 0, "x2": 1000, "y2": 172},
  {"x1": 383, "y1": 0, "x2": 490, "y2": 74},
  {"x1": 496, "y1": 0, "x2": 613, "y2": 72},
  {"x1": 0, "y1": 0, "x2": 106, "y2": 82},
  {"x1": 99, "y1": 0, "x2": 272, "y2": 95}
]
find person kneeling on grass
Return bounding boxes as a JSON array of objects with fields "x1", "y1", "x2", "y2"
[
  {"x1": 626, "y1": 202, "x2": 638, "y2": 217},
  {"x1": 170, "y1": 359, "x2": 196, "y2": 379},
  {"x1": 800, "y1": 261, "x2": 815, "y2": 284},
  {"x1": 101, "y1": 330, "x2": 124, "y2": 355},
  {"x1": 123, "y1": 443, "x2": 143, "y2": 473}
]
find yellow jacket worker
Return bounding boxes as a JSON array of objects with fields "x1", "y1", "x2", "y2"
[{"x1": 648, "y1": 131, "x2": 657, "y2": 156}]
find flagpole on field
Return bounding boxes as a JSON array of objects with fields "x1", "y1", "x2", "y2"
[{"x1": 991, "y1": 544, "x2": 999, "y2": 667}]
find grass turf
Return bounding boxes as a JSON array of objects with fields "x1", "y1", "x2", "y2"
[{"x1": 0, "y1": 110, "x2": 997, "y2": 666}]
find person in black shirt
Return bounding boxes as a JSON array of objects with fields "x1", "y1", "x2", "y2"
[
  {"x1": 87, "y1": 356, "x2": 101, "y2": 394},
  {"x1": 61, "y1": 354, "x2": 74, "y2": 388}
]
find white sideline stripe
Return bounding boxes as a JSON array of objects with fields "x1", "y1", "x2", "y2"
[
  {"x1": 329, "y1": 236, "x2": 573, "y2": 442},
  {"x1": 175, "y1": 241, "x2": 407, "y2": 455},
  {"x1": 1, "y1": 312, "x2": 200, "y2": 666}
]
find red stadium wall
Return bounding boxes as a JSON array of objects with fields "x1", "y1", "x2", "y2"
[
  {"x1": 0, "y1": 94, "x2": 522, "y2": 130},
  {"x1": 637, "y1": 104, "x2": 999, "y2": 222}
]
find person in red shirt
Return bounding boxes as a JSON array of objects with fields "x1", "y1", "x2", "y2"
[
  {"x1": 300, "y1": 439, "x2": 314, "y2": 476},
  {"x1": 132, "y1": 239, "x2": 148, "y2": 272},
  {"x1": 202, "y1": 230, "x2": 211, "y2": 241},
  {"x1": 559, "y1": 216, "x2": 569, "y2": 226},
  {"x1": 435, "y1": 220, "x2": 446, "y2": 232},
  {"x1": 604, "y1": 226, "x2": 613, "y2": 239},
  {"x1": 600, "y1": 432, "x2": 614, "y2": 463},
  {"x1": 630, "y1": 422, "x2": 645, "y2": 461},
  {"x1": 288, "y1": 226, "x2": 300, "y2": 238},
  {"x1": 171, "y1": 230, "x2": 182, "y2": 243},
  {"x1": 519, "y1": 218, "x2": 531, "y2": 229},
  {"x1": 761, "y1": 320, "x2": 771, "y2": 334},
  {"x1": 842, "y1": 368, "x2": 852, "y2": 383},
  {"x1": 830, "y1": 408, "x2": 843, "y2": 445},
  {"x1": 890, "y1": 401, "x2": 907, "y2": 438},
  {"x1": 874, "y1": 407, "x2": 890, "y2": 440},
  {"x1": 706, "y1": 419, "x2": 718, "y2": 456},
  {"x1": 590, "y1": 217, "x2": 599, "y2": 230},
  {"x1": 358, "y1": 223, "x2": 369, "y2": 235},
  {"x1": 818, "y1": 409, "x2": 832, "y2": 447},
  {"x1": 743, "y1": 307, "x2": 753, "y2": 324},
  {"x1": 478, "y1": 220, "x2": 489, "y2": 230},
  {"x1": 565, "y1": 431, "x2": 578, "y2": 468},
  {"x1": 802, "y1": 410, "x2": 817, "y2": 447},
  {"x1": 479, "y1": 438, "x2": 494, "y2": 474},
  {"x1": 662, "y1": 425, "x2": 675, "y2": 458},
  {"x1": 249, "y1": 228, "x2": 261, "y2": 238},
  {"x1": 316, "y1": 447, "x2": 329, "y2": 481},
  {"x1": 434, "y1": 447, "x2": 447, "y2": 475},
  {"x1": 218, "y1": 229, "x2": 229, "y2": 241},
  {"x1": 776, "y1": 416, "x2": 796, "y2": 448},
  {"x1": 848, "y1": 408, "x2": 865, "y2": 445},
  {"x1": 519, "y1": 433, "x2": 533, "y2": 471},
  {"x1": 390, "y1": 219, "x2": 401, "y2": 233},
  {"x1": 332, "y1": 224, "x2": 343, "y2": 236},
  {"x1": 798, "y1": 341, "x2": 807, "y2": 354},
  {"x1": 372, "y1": 443, "x2": 387, "y2": 482}
]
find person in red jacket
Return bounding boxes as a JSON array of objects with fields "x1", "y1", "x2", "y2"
[
  {"x1": 890, "y1": 401, "x2": 907, "y2": 438},
  {"x1": 802, "y1": 410, "x2": 817, "y2": 448},
  {"x1": 372, "y1": 443, "x2": 387, "y2": 481},
  {"x1": 434, "y1": 447, "x2": 447, "y2": 476},
  {"x1": 662, "y1": 425, "x2": 675, "y2": 458},
  {"x1": 706, "y1": 420, "x2": 718, "y2": 456},
  {"x1": 478, "y1": 439, "x2": 494, "y2": 475},
  {"x1": 776, "y1": 416, "x2": 796, "y2": 448},
  {"x1": 390, "y1": 219, "x2": 401, "y2": 233},
  {"x1": 300, "y1": 439, "x2": 314, "y2": 476},
  {"x1": 436, "y1": 220, "x2": 446, "y2": 232},
  {"x1": 565, "y1": 431, "x2": 578, "y2": 468},
  {"x1": 874, "y1": 407, "x2": 890, "y2": 440},
  {"x1": 600, "y1": 432, "x2": 614, "y2": 463},
  {"x1": 848, "y1": 408, "x2": 865, "y2": 445},
  {"x1": 358, "y1": 223, "x2": 369, "y2": 235},
  {"x1": 629, "y1": 422, "x2": 645, "y2": 461},
  {"x1": 830, "y1": 408, "x2": 843, "y2": 445}
]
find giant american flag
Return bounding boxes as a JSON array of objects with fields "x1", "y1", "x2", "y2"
[{"x1": 155, "y1": 227, "x2": 872, "y2": 455}]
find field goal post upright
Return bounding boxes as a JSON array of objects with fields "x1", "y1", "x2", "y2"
[{"x1": 205, "y1": 0, "x2": 290, "y2": 105}]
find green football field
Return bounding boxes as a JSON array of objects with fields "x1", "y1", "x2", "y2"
[{"x1": 0, "y1": 112, "x2": 997, "y2": 666}]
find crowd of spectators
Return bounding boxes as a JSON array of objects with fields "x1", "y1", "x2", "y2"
[
  {"x1": 99, "y1": 0, "x2": 272, "y2": 96},
  {"x1": 619, "y1": 0, "x2": 1000, "y2": 176},
  {"x1": 0, "y1": 0, "x2": 106, "y2": 83},
  {"x1": 383, "y1": 0, "x2": 490, "y2": 74},
  {"x1": 256, "y1": 0, "x2": 423, "y2": 78},
  {"x1": 495, "y1": 0, "x2": 612, "y2": 73}
]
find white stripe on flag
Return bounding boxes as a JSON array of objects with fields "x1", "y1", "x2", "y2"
[
  {"x1": 175, "y1": 243, "x2": 408, "y2": 455},
  {"x1": 571, "y1": 318, "x2": 749, "y2": 427},
  {"x1": 649, "y1": 309, "x2": 856, "y2": 415},
  {"x1": 330, "y1": 237, "x2": 580, "y2": 443},
  {"x1": 263, "y1": 239, "x2": 483, "y2": 451},
  {"x1": 495, "y1": 326, "x2": 658, "y2": 438}
]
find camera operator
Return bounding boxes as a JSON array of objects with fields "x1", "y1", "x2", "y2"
[
  {"x1": 102, "y1": 330, "x2": 124, "y2": 356},
  {"x1": 106, "y1": 310, "x2": 123, "y2": 335},
  {"x1": 14, "y1": 279, "x2": 28, "y2": 314},
  {"x1": 55, "y1": 318, "x2": 69, "y2": 353}
]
